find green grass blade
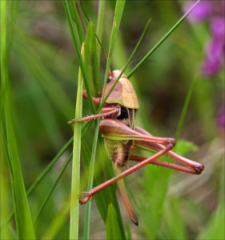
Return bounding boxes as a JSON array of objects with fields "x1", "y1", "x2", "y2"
[
  {"x1": 27, "y1": 137, "x2": 73, "y2": 196},
  {"x1": 42, "y1": 196, "x2": 70, "y2": 240},
  {"x1": 106, "y1": 203, "x2": 123, "y2": 240},
  {"x1": 128, "y1": 0, "x2": 201, "y2": 78},
  {"x1": 82, "y1": 21, "x2": 101, "y2": 240},
  {"x1": 83, "y1": 120, "x2": 100, "y2": 240},
  {"x1": 70, "y1": 0, "x2": 85, "y2": 44},
  {"x1": 197, "y1": 162, "x2": 225, "y2": 240},
  {"x1": 126, "y1": 223, "x2": 132, "y2": 240},
  {"x1": 84, "y1": 21, "x2": 101, "y2": 95},
  {"x1": 69, "y1": 45, "x2": 84, "y2": 240},
  {"x1": 175, "y1": 76, "x2": 197, "y2": 140},
  {"x1": 13, "y1": 36, "x2": 74, "y2": 120},
  {"x1": 96, "y1": 0, "x2": 105, "y2": 62},
  {"x1": 0, "y1": 133, "x2": 11, "y2": 239},
  {"x1": 102, "y1": 0, "x2": 126, "y2": 96},
  {"x1": 34, "y1": 153, "x2": 72, "y2": 224},
  {"x1": 1, "y1": 1, "x2": 35, "y2": 239},
  {"x1": 62, "y1": 0, "x2": 95, "y2": 113},
  {"x1": 3, "y1": 137, "x2": 73, "y2": 228},
  {"x1": 163, "y1": 196, "x2": 187, "y2": 240},
  {"x1": 100, "y1": 18, "x2": 151, "y2": 109}
]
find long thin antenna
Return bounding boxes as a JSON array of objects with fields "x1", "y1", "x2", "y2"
[{"x1": 76, "y1": 0, "x2": 86, "y2": 33}]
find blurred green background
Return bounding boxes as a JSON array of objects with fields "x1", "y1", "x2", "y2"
[{"x1": 1, "y1": 1, "x2": 224, "y2": 239}]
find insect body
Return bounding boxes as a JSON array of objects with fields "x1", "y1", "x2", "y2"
[{"x1": 69, "y1": 70, "x2": 204, "y2": 225}]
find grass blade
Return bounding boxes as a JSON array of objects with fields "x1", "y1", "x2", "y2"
[
  {"x1": 1, "y1": 1, "x2": 35, "y2": 239},
  {"x1": 96, "y1": 0, "x2": 106, "y2": 62},
  {"x1": 70, "y1": 0, "x2": 85, "y2": 44},
  {"x1": 106, "y1": 203, "x2": 123, "y2": 240},
  {"x1": 82, "y1": 21, "x2": 101, "y2": 240},
  {"x1": 69, "y1": 45, "x2": 84, "y2": 240},
  {"x1": 13, "y1": 36, "x2": 74, "y2": 120},
  {"x1": 100, "y1": 18, "x2": 151, "y2": 110},
  {"x1": 102, "y1": 0, "x2": 126, "y2": 95},
  {"x1": 34, "y1": 153, "x2": 72, "y2": 224},
  {"x1": 197, "y1": 162, "x2": 225, "y2": 240},
  {"x1": 42, "y1": 196, "x2": 70, "y2": 240},
  {"x1": 63, "y1": 0, "x2": 95, "y2": 113},
  {"x1": 0, "y1": 133, "x2": 11, "y2": 239},
  {"x1": 175, "y1": 75, "x2": 197, "y2": 140},
  {"x1": 128, "y1": 0, "x2": 201, "y2": 78}
]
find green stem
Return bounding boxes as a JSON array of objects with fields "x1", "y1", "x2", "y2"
[
  {"x1": 128, "y1": 0, "x2": 201, "y2": 78},
  {"x1": 175, "y1": 76, "x2": 197, "y2": 140},
  {"x1": 69, "y1": 55, "x2": 84, "y2": 240}
]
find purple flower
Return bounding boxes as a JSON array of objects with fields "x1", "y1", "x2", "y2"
[
  {"x1": 217, "y1": 105, "x2": 225, "y2": 130},
  {"x1": 203, "y1": 37, "x2": 224, "y2": 76},
  {"x1": 210, "y1": 17, "x2": 225, "y2": 38},
  {"x1": 184, "y1": 1, "x2": 225, "y2": 76},
  {"x1": 184, "y1": 1, "x2": 213, "y2": 22}
]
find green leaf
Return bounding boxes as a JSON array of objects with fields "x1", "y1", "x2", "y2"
[
  {"x1": 163, "y1": 196, "x2": 187, "y2": 240},
  {"x1": 126, "y1": 222, "x2": 132, "y2": 240},
  {"x1": 1, "y1": 1, "x2": 35, "y2": 239},
  {"x1": 102, "y1": 0, "x2": 126, "y2": 96},
  {"x1": 0, "y1": 134, "x2": 11, "y2": 240},
  {"x1": 34, "y1": 153, "x2": 72, "y2": 224},
  {"x1": 70, "y1": 0, "x2": 85, "y2": 44},
  {"x1": 83, "y1": 21, "x2": 101, "y2": 240},
  {"x1": 175, "y1": 76, "x2": 197, "y2": 140},
  {"x1": 84, "y1": 21, "x2": 101, "y2": 96},
  {"x1": 63, "y1": 0, "x2": 95, "y2": 113},
  {"x1": 175, "y1": 140, "x2": 198, "y2": 156},
  {"x1": 42, "y1": 196, "x2": 70, "y2": 240},
  {"x1": 128, "y1": 0, "x2": 202, "y2": 77},
  {"x1": 69, "y1": 44, "x2": 84, "y2": 240},
  {"x1": 96, "y1": 1, "x2": 106, "y2": 62},
  {"x1": 197, "y1": 164, "x2": 225, "y2": 240},
  {"x1": 106, "y1": 203, "x2": 124, "y2": 240},
  {"x1": 14, "y1": 35, "x2": 74, "y2": 120}
]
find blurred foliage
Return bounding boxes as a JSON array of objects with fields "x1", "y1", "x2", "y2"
[{"x1": 1, "y1": 1, "x2": 224, "y2": 240}]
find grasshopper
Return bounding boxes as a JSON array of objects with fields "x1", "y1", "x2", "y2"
[{"x1": 69, "y1": 70, "x2": 204, "y2": 225}]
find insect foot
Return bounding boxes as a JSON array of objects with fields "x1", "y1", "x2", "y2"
[
  {"x1": 167, "y1": 138, "x2": 176, "y2": 148},
  {"x1": 79, "y1": 192, "x2": 92, "y2": 204},
  {"x1": 195, "y1": 164, "x2": 205, "y2": 175}
]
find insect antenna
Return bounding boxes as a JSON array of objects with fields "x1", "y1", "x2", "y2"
[{"x1": 75, "y1": 0, "x2": 87, "y2": 33}]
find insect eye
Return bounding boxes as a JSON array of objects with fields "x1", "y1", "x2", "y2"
[{"x1": 107, "y1": 77, "x2": 111, "y2": 83}]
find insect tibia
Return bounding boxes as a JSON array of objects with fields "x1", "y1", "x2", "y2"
[{"x1": 114, "y1": 164, "x2": 139, "y2": 226}]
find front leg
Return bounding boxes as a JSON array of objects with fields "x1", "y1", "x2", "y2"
[
  {"x1": 82, "y1": 90, "x2": 102, "y2": 105},
  {"x1": 68, "y1": 107, "x2": 120, "y2": 124}
]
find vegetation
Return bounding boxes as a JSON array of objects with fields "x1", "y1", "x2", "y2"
[{"x1": 1, "y1": 1, "x2": 224, "y2": 239}]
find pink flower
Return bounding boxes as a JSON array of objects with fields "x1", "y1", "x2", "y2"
[
  {"x1": 217, "y1": 105, "x2": 225, "y2": 130},
  {"x1": 203, "y1": 37, "x2": 224, "y2": 76},
  {"x1": 184, "y1": 1, "x2": 213, "y2": 22},
  {"x1": 184, "y1": 1, "x2": 225, "y2": 76}
]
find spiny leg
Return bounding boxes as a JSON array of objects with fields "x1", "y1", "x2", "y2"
[
  {"x1": 114, "y1": 163, "x2": 138, "y2": 226},
  {"x1": 79, "y1": 119, "x2": 175, "y2": 203},
  {"x1": 100, "y1": 119, "x2": 176, "y2": 146},
  {"x1": 134, "y1": 126, "x2": 204, "y2": 174},
  {"x1": 82, "y1": 90, "x2": 101, "y2": 105},
  {"x1": 79, "y1": 141, "x2": 174, "y2": 204},
  {"x1": 129, "y1": 155, "x2": 198, "y2": 174},
  {"x1": 68, "y1": 107, "x2": 120, "y2": 124}
]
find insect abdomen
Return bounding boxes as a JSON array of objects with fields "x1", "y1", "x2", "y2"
[{"x1": 104, "y1": 138, "x2": 132, "y2": 167}]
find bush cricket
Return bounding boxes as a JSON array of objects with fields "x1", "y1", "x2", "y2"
[{"x1": 68, "y1": 70, "x2": 204, "y2": 225}]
